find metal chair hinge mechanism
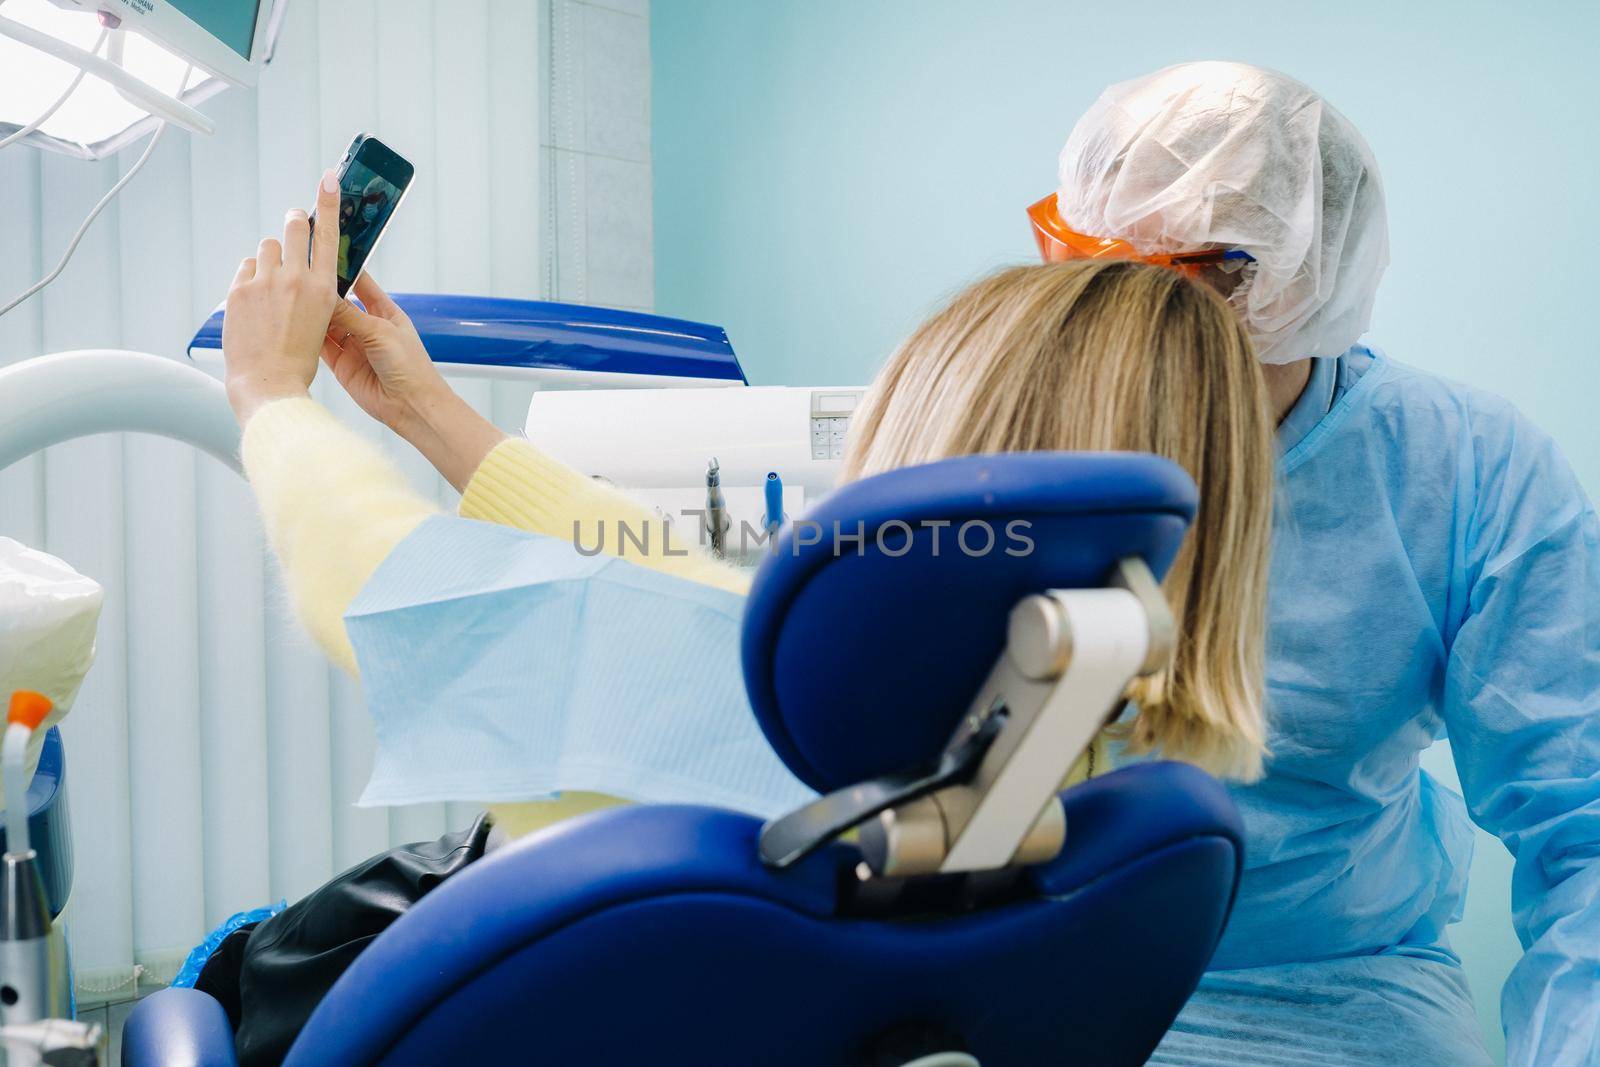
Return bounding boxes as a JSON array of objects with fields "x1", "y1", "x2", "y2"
[
  {"x1": 757, "y1": 700, "x2": 1010, "y2": 871},
  {"x1": 759, "y1": 557, "x2": 1173, "y2": 880}
]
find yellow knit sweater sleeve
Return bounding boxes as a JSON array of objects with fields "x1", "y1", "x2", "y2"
[
  {"x1": 459, "y1": 437, "x2": 752, "y2": 595},
  {"x1": 241, "y1": 397, "x2": 438, "y2": 674},
  {"x1": 242, "y1": 403, "x2": 754, "y2": 838}
]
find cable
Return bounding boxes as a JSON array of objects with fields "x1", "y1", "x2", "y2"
[
  {"x1": 0, "y1": 61, "x2": 193, "y2": 321},
  {"x1": 0, "y1": 122, "x2": 164, "y2": 318},
  {"x1": 0, "y1": 26, "x2": 109, "y2": 151}
]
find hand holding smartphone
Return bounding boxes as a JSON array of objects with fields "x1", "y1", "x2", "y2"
[{"x1": 311, "y1": 133, "x2": 415, "y2": 297}]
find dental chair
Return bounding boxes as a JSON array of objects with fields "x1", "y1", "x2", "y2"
[{"x1": 122, "y1": 450, "x2": 1243, "y2": 1067}]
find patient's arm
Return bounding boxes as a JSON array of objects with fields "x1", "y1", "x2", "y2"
[
  {"x1": 323, "y1": 274, "x2": 747, "y2": 594},
  {"x1": 241, "y1": 397, "x2": 437, "y2": 672},
  {"x1": 458, "y1": 438, "x2": 751, "y2": 595},
  {"x1": 316, "y1": 273, "x2": 504, "y2": 490},
  {"x1": 220, "y1": 176, "x2": 439, "y2": 671}
]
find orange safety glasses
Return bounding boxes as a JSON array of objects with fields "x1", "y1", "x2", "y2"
[{"x1": 1027, "y1": 193, "x2": 1252, "y2": 275}]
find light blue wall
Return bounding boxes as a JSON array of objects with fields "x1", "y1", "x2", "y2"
[{"x1": 654, "y1": 3, "x2": 1600, "y2": 1062}]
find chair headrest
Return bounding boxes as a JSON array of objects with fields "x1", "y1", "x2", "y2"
[{"x1": 741, "y1": 452, "x2": 1197, "y2": 793}]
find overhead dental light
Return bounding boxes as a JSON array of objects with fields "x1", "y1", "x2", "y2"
[
  {"x1": 0, "y1": 0, "x2": 284, "y2": 158},
  {"x1": 0, "y1": 0, "x2": 284, "y2": 319}
]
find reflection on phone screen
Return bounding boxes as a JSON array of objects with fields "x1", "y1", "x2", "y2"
[{"x1": 337, "y1": 159, "x2": 403, "y2": 289}]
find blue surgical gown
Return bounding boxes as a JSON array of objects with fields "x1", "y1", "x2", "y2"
[{"x1": 1149, "y1": 348, "x2": 1600, "y2": 1066}]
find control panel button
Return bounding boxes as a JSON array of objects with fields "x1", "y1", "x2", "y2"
[{"x1": 809, "y1": 394, "x2": 861, "y2": 460}]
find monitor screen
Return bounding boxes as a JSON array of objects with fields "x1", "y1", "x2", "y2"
[{"x1": 167, "y1": 0, "x2": 262, "y2": 59}]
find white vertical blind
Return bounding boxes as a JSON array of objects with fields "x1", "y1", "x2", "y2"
[
  {"x1": 39, "y1": 147, "x2": 139, "y2": 997},
  {"x1": 118, "y1": 108, "x2": 207, "y2": 988},
  {"x1": 0, "y1": 0, "x2": 617, "y2": 1000}
]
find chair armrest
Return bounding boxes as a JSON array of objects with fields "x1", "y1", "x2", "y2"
[{"x1": 120, "y1": 988, "x2": 238, "y2": 1067}]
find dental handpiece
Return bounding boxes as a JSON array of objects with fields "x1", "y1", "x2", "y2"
[{"x1": 706, "y1": 458, "x2": 728, "y2": 557}]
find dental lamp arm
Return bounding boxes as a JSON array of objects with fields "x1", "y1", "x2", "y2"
[
  {"x1": 0, "y1": 350, "x2": 241, "y2": 473},
  {"x1": 0, "y1": 13, "x2": 213, "y2": 136}
]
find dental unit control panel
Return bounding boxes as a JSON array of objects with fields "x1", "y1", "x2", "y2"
[{"x1": 811, "y1": 390, "x2": 859, "y2": 460}]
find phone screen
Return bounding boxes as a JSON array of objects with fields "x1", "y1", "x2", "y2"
[{"x1": 329, "y1": 136, "x2": 413, "y2": 296}]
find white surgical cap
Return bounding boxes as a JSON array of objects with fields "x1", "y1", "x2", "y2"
[{"x1": 1058, "y1": 61, "x2": 1389, "y2": 363}]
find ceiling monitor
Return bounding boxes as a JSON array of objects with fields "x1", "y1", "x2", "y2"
[{"x1": 44, "y1": 0, "x2": 277, "y2": 86}]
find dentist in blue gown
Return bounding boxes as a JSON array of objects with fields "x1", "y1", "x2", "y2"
[{"x1": 1036, "y1": 62, "x2": 1599, "y2": 1065}]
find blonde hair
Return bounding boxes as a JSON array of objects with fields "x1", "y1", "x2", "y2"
[{"x1": 841, "y1": 261, "x2": 1273, "y2": 780}]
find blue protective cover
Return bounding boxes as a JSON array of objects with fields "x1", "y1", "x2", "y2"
[
  {"x1": 274, "y1": 762, "x2": 1239, "y2": 1067},
  {"x1": 0, "y1": 727, "x2": 71, "y2": 918},
  {"x1": 187, "y1": 295, "x2": 746, "y2": 382},
  {"x1": 742, "y1": 451, "x2": 1197, "y2": 792}
]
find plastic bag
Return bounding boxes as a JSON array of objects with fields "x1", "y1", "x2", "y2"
[
  {"x1": 171, "y1": 901, "x2": 288, "y2": 989},
  {"x1": 0, "y1": 537, "x2": 103, "y2": 792}
]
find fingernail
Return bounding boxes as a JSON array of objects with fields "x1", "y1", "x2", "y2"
[
  {"x1": 320, "y1": 168, "x2": 338, "y2": 194},
  {"x1": 286, "y1": 208, "x2": 307, "y2": 220}
]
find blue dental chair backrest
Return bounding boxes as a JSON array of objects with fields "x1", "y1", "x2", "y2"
[
  {"x1": 125, "y1": 453, "x2": 1243, "y2": 1067},
  {"x1": 742, "y1": 451, "x2": 1198, "y2": 791}
]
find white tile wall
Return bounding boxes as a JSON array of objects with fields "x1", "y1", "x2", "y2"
[
  {"x1": 547, "y1": 0, "x2": 589, "y2": 154},
  {"x1": 588, "y1": 0, "x2": 648, "y2": 17},
  {"x1": 583, "y1": 4, "x2": 652, "y2": 162},
  {"x1": 545, "y1": 0, "x2": 653, "y2": 310},
  {"x1": 551, "y1": 147, "x2": 589, "y2": 303},
  {"x1": 586, "y1": 154, "x2": 654, "y2": 308}
]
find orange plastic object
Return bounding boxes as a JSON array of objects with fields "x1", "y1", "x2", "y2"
[
  {"x1": 7, "y1": 691, "x2": 53, "y2": 731},
  {"x1": 1027, "y1": 193, "x2": 1244, "y2": 275}
]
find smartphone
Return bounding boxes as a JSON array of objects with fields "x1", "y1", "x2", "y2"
[{"x1": 313, "y1": 133, "x2": 414, "y2": 297}]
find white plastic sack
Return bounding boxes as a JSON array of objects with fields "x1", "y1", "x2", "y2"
[{"x1": 0, "y1": 537, "x2": 103, "y2": 793}]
